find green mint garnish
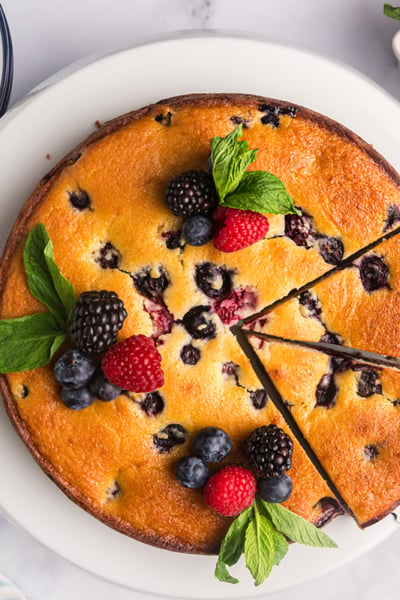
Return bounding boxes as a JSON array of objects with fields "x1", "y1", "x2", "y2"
[
  {"x1": 0, "y1": 314, "x2": 66, "y2": 373},
  {"x1": 384, "y1": 3, "x2": 400, "y2": 19},
  {"x1": 215, "y1": 494, "x2": 337, "y2": 586},
  {"x1": 210, "y1": 124, "x2": 300, "y2": 216},
  {"x1": 0, "y1": 223, "x2": 75, "y2": 373},
  {"x1": 24, "y1": 223, "x2": 76, "y2": 326}
]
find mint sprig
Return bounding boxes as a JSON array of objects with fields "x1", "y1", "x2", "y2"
[
  {"x1": 0, "y1": 223, "x2": 75, "y2": 373},
  {"x1": 24, "y1": 223, "x2": 76, "y2": 326},
  {"x1": 210, "y1": 124, "x2": 300, "y2": 216},
  {"x1": 384, "y1": 3, "x2": 400, "y2": 19},
  {"x1": 215, "y1": 495, "x2": 337, "y2": 586}
]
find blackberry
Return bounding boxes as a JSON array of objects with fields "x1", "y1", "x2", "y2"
[
  {"x1": 174, "y1": 456, "x2": 210, "y2": 488},
  {"x1": 164, "y1": 170, "x2": 218, "y2": 217},
  {"x1": 244, "y1": 424, "x2": 293, "y2": 477},
  {"x1": 284, "y1": 212, "x2": 317, "y2": 248},
  {"x1": 69, "y1": 290, "x2": 127, "y2": 355}
]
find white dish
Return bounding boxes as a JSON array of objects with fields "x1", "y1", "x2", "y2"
[{"x1": 0, "y1": 32, "x2": 400, "y2": 600}]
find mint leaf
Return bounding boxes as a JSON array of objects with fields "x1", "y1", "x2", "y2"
[
  {"x1": 210, "y1": 125, "x2": 258, "y2": 201},
  {"x1": 0, "y1": 313, "x2": 66, "y2": 373},
  {"x1": 24, "y1": 223, "x2": 76, "y2": 326},
  {"x1": 244, "y1": 501, "x2": 288, "y2": 586},
  {"x1": 384, "y1": 3, "x2": 400, "y2": 20},
  {"x1": 222, "y1": 171, "x2": 300, "y2": 215},
  {"x1": 215, "y1": 505, "x2": 253, "y2": 584},
  {"x1": 260, "y1": 499, "x2": 337, "y2": 548}
]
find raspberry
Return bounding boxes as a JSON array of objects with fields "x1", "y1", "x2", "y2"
[
  {"x1": 165, "y1": 170, "x2": 218, "y2": 217},
  {"x1": 102, "y1": 334, "x2": 164, "y2": 393},
  {"x1": 204, "y1": 465, "x2": 256, "y2": 516},
  {"x1": 213, "y1": 207, "x2": 269, "y2": 252},
  {"x1": 244, "y1": 424, "x2": 293, "y2": 477},
  {"x1": 69, "y1": 290, "x2": 127, "y2": 355}
]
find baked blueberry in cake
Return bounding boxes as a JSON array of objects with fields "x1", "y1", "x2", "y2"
[{"x1": 0, "y1": 94, "x2": 400, "y2": 580}]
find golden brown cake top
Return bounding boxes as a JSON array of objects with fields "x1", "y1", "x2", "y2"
[{"x1": 1, "y1": 93, "x2": 400, "y2": 554}]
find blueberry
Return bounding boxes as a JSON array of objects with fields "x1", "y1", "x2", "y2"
[
  {"x1": 54, "y1": 349, "x2": 95, "y2": 389},
  {"x1": 364, "y1": 444, "x2": 379, "y2": 460},
  {"x1": 153, "y1": 424, "x2": 187, "y2": 453},
  {"x1": 299, "y1": 290, "x2": 322, "y2": 319},
  {"x1": 258, "y1": 474, "x2": 293, "y2": 503},
  {"x1": 182, "y1": 215, "x2": 214, "y2": 247},
  {"x1": 315, "y1": 372, "x2": 337, "y2": 409},
  {"x1": 61, "y1": 386, "x2": 94, "y2": 410},
  {"x1": 132, "y1": 267, "x2": 169, "y2": 300},
  {"x1": 94, "y1": 242, "x2": 121, "y2": 269},
  {"x1": 318, "y1": 236, "x2": 344, "y2": 266},
  {"x1": 89, "y1": 370, "x2": 121, "y2": 401},
  {"x1": 359, "y1": 255, "x2": 389, "y2": 293},
  {"x1": 182, "y1": 305, "x2": 217, "y2": 340},
  {"x1": 355, "y1": 368, "x2": 382, "y2": 398},
  {"x1": 68, "y1": 188, "x2": 91, "y2": 210},
  {"x1": 174, "y1": 456, "x2": 210, "y2": 488},
  {"x1": 192, "y1": 426, "x2": 232, "y2": 463},
  {"x1": 180, "y1": 344, "x2": 201, "y2": 365},
  {"x1": 195, "y1": 263, "x2": 233, "y2": 299},
  {"x1": 140, "y1": 391, "x2": 165, "y2": 416}
]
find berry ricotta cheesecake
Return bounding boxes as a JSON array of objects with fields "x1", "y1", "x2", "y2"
[{"x1": 0, "y1": 93, "x2": 400, "y2": 571}]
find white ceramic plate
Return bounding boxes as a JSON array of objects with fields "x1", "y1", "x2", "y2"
[{"x1": 0, "y1": 33, "x2": 400, "y2": 600}]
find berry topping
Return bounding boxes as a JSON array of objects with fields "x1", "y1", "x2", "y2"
[
  {"x1": 364, "y1": 444, "x2": 379, "y2": 460},
  {"x1": 182, "y1": 215, "x2": 214, "y2": 246},
  {"x1": 299, "y1": 290, "x2": 322, "y2": 320},
  {"x1": 213, "y1": 206, "x2": 269, "y2": 253},
  {"x1": 174, "y1": 456, "x2": 210, "y2": 488},
  {"x1": 163, "y1": 230, "x2": 184, "y2": 250},
  {"x1": 155, "y1": 111, "x2": 172, "y2": 126},
  {"x1": 244, "y1": 424, "x2": 293, "y2": 477},
  {"x1": 182, "y1": 305, "x2": 217, "y2": 340},
  {"x1": 180, "y1": 344, "x2": 201, "y2": 365},
  {"x1": 102, "y1": 334, "x2": 164, "y2": 393},
  {"x1": 204, "y1": 465, "x2": 256, "y2": 516},
  {"x1": 132, "y1": 267, "x2": 169, "y2": 300},
  {"x1": 258, "y1": 103, "x2": 297, "y2": 127},
  {"x1": 195, "y1": 263, "x2": 233, "y2": 299},
  {"x1": 54, "y1": 349, "x2": 95, "y2": 389},
  {"x1": 68, "y1": 188, "x2": 91, "y2": 210},
  {"x1": 140, "y1": 391, "x2": 165, "y2": 416},
  {"x1": 355, "y1": 368, "x2": 382, "y2": 398},
  {"x1": 165, "y1": 170, "x2": 218, "y2": 217},
  {"x1": 69, "y1": 290, "x2": 127, "y2": 355},
  {"x1": 258, "y1": 473, "x2": 293, "y2": 503},
  {"x1": 284, "y1": 211, "x2": 317, "y2": 248},
  {"x1": 89, "y1": 370, "x2": 121, "y2": 401},
  {"x1": 212, "y1": 286, "x2": 257, "y2": 325},
  {"x1": 359, "y1": 255, "x2": 389, "y2": 292},
  {"x1": 318, "y1": 236, "x2": 344, "y2": 266},
  {"x1": 384, "y1": 204, "x2": 400, "y2": 232},
  {"x1": 153, "y1": 423, "x2": 187, "y2": 453},
  {"x1": 192, "y1": 427, "x2": 232, "y2": 463},
  {"x1": 61, "y1": 386, "x2": 94, "y2": 410},
  {"x1": 94, "y1": 242, "x2": 121, "y2": 269},
  {"x1": 315, "y1": 372, "x2": 337, "y2": 409},
  {"x1": 250, "y1": 389, "x2": 268, "y2": 410}
]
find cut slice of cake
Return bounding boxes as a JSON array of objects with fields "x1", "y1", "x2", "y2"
[
  {"x1": 244, "y1": 234, "x2": 400, "y2": 358},
  {"x1": 241, "y1": 331, "x2": 400, "y2": 527}
]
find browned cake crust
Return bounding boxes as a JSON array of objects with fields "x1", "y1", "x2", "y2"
[{"x1": 1, "y1": 93, "x2": 400, "y2": 553}]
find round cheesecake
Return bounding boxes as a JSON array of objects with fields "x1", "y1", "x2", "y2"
[{"x1": 0, "y1": 93, "x2": 400, "y2": 553}]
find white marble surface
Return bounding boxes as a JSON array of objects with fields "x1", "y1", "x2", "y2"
[{"x1": 0, "y1": 0, "x2": 399, "y2": 599}]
